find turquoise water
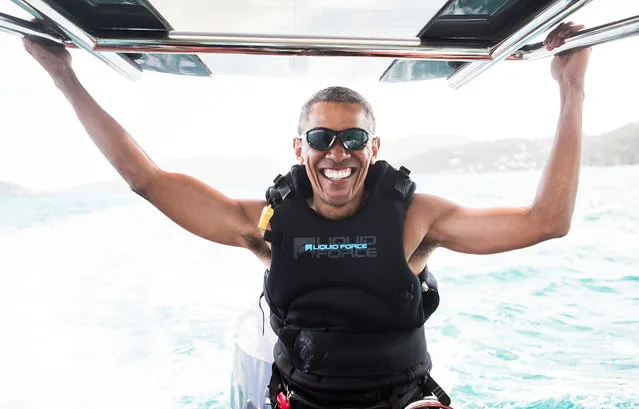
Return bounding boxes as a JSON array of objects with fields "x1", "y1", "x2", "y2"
[{"x1": 0, "y1": 166, "x2": 638, "y2": 409}]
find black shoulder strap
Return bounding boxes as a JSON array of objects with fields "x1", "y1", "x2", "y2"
[
  {"x1": 263, "y1": 165, "x2": 310, "y2": 246},
  {"x1": 265, "y1": 165, "x2": 312, "y2": 207},
  {"x1": 394, "y1": 165, "x2": 417, "y2": 203},
  {"x1": 365, "y1": 160, "x2": 417, "y2": 205}
]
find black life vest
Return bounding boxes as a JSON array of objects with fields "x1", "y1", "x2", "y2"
[{"x1": 261, "y1": 160, "x2": 441, "y2": 397}]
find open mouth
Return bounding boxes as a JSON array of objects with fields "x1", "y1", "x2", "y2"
[{"x1": 320, "y1": 168, "x2": 355, "y2": 181}]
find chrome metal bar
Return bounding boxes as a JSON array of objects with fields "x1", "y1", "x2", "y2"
[
  {"x1": 15, "y1": 0, "x2": 94, "y2": 48},
  {"x1": 447, "y1": 0, "x2": 595, "y2": 89},
  {"x1": 11, "y1": 0, "x2": 43, "y2": 20},
  {"x1": 0, "y1": 11, "x2": 65, "y2": 44},
  {"x1": 509, "y1": 14, "x2": 639, "y2": 60},
  {"x1": 170, "y1": 32, "x2": 422, "y2": 47},
  {"x1": 12, "y1": 0, "x2": 142, "y2": 80},
  {"x1": 94, "y1": 36, "x2": 493, "y2": 61}
]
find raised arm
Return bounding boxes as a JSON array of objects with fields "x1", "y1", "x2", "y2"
[
  {"x1": 420, "y1": 22, "x2": 591, "y2": 255},
  {"x1": 23, "y1": 38, "x2": 268, "y2": 260}
]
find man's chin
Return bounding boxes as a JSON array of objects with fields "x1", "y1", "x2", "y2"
[{"x1": 322, "y1": 191, "x2": 356, "y2": 208}]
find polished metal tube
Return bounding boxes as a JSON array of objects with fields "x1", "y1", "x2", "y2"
[
  {"x1": 18, "y1": 0, "x2": 94, "y2": 48},
  {"x1": 510, "y1": 14, "x2": 639, "y2": 60},
  {"x1": 14, "y1": 0, "x2": 142, "y2": 80},
  {"x1": 94, "y1": 35, "x2": 493, "y2": 61},
  {"x1": 169, "y1": 32, "x2": 422, "y2": 48},
  {"x1": 447, "y1": 0, "x2": 595, "y2": 89},
  {"x1": 0, "y1": 11, "x2": 64, "y2": 43}
]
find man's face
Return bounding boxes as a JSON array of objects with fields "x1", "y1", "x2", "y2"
[{"x1": 294, "y1": 102, "x2": 379, "y2": 212}]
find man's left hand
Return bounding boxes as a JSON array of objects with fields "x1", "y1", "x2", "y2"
[{"x1": 545, "y1": 21, "x2": 592, "y2": 89}]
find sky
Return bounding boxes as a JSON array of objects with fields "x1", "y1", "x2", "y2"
[{"x1": 1, "y1": 0, "x2": 639, "y2": 190}]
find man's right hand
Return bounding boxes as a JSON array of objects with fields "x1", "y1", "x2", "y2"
[{"x1": 23, "y1": 37, "x2": 73, "y2": 82}]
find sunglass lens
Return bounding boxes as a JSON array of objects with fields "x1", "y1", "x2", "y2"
[
  {"x1": 340, "y1": 129, "x2": 369, "y2": 150},
  {"x1": 306, "y1": 129, "x2": 334, "y2": 150}
]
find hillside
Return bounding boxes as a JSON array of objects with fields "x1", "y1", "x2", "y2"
[
  {"x1": 2, "y1": 121, "x2": 637, "y2": 194},
  {"x1": 0, "y1": 181, "x2": 29, "y2": 196},
  {"x1": 400, "y1": 121, "x2": 639, "y2": 173}
]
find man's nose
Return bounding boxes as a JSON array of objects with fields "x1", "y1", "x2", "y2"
[{"x1": 325, "y1": 139, "x2": 350, "y2": 162}]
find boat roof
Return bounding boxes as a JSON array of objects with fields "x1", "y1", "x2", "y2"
[{"x1": 1, "y1": 0, "x2": 639, "y2": 87}]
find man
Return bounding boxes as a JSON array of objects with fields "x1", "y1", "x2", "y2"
[{"x1": 22, "y1": 21, "x2": 590, "y2": 409}]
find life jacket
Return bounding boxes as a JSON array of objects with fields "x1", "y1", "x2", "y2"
[{"x1": 260, "y1": 160, "x2": 445, "y2": 405}]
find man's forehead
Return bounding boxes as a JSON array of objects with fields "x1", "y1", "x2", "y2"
[{"x1": 305, "y1": 102, "x2": 372, "y2": 132}]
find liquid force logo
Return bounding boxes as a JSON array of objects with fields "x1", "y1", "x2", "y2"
[{"x1": 293, "y1": 236, "x2": 378, "y2": 259}]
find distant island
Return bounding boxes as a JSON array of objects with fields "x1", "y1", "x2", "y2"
[
  {"x1": 1, "y1": 121, "x2": 637, "y2": 195},
  {"x1": 132, "y1": 120, "x2": 639, "y2": 183},
  {"x1": 397, "y1": 121, "x2": 639, "y2": 174},
  {"x1": 0, "y1": 181, "x2": 29, "y2": 196}
]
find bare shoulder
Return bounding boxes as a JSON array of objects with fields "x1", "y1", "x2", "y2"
[
  {"x1": 408, "y1": 193, "x2": 458, "y2": 223},
  {"x1": 236, "y1": 198, "x2": 270, "y2": 237},
  {"x1": 237, "y1": 198, "x2": 269, "y2": 224},
  {"x1": 403, "y1": 194, "x2": 454, "y2": 261}
]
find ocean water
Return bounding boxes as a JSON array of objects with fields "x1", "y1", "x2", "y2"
[{"x1": 0, "y1": 166, "x2": 638, "y2": 409}]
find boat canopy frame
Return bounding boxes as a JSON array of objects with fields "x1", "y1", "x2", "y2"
[{"x1": 1, "y1": 0, "x2": 639, "y2": 87}]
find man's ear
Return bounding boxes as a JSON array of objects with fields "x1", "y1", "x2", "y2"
[
  {"x1": 293, "y1": 138, "x2": 304, "y2": 164},
  {"x1": 370, "y1": 137, "x2": 380, "y2": 164}
]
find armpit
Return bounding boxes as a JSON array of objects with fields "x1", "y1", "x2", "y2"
[
  {"x1": 242, "y1": 231, "x2": 272, "y2": 260},
  {"x1": 408, "y1": 236, "x2": 438, "y2": 269}
]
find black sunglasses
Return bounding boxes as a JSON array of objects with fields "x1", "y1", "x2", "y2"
[{"x1": 303, "y1": 127, "x2": 370, "y2": 151}]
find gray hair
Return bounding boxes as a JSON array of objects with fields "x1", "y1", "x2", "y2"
[{"x1": 297, "y1": 86, "x2": 376, "y2": 135}]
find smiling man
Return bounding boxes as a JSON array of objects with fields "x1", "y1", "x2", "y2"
[
  {"x1": 21, "y1": 21, "x2": 590, "y2": 409},
  {"x1": 294, "y1": 94, "x2": 378, "y2": 218}
]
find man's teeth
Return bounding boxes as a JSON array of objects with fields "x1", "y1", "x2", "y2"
[{"x1": 323, "y1": 168, "x2": 352, "y2": 180}]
